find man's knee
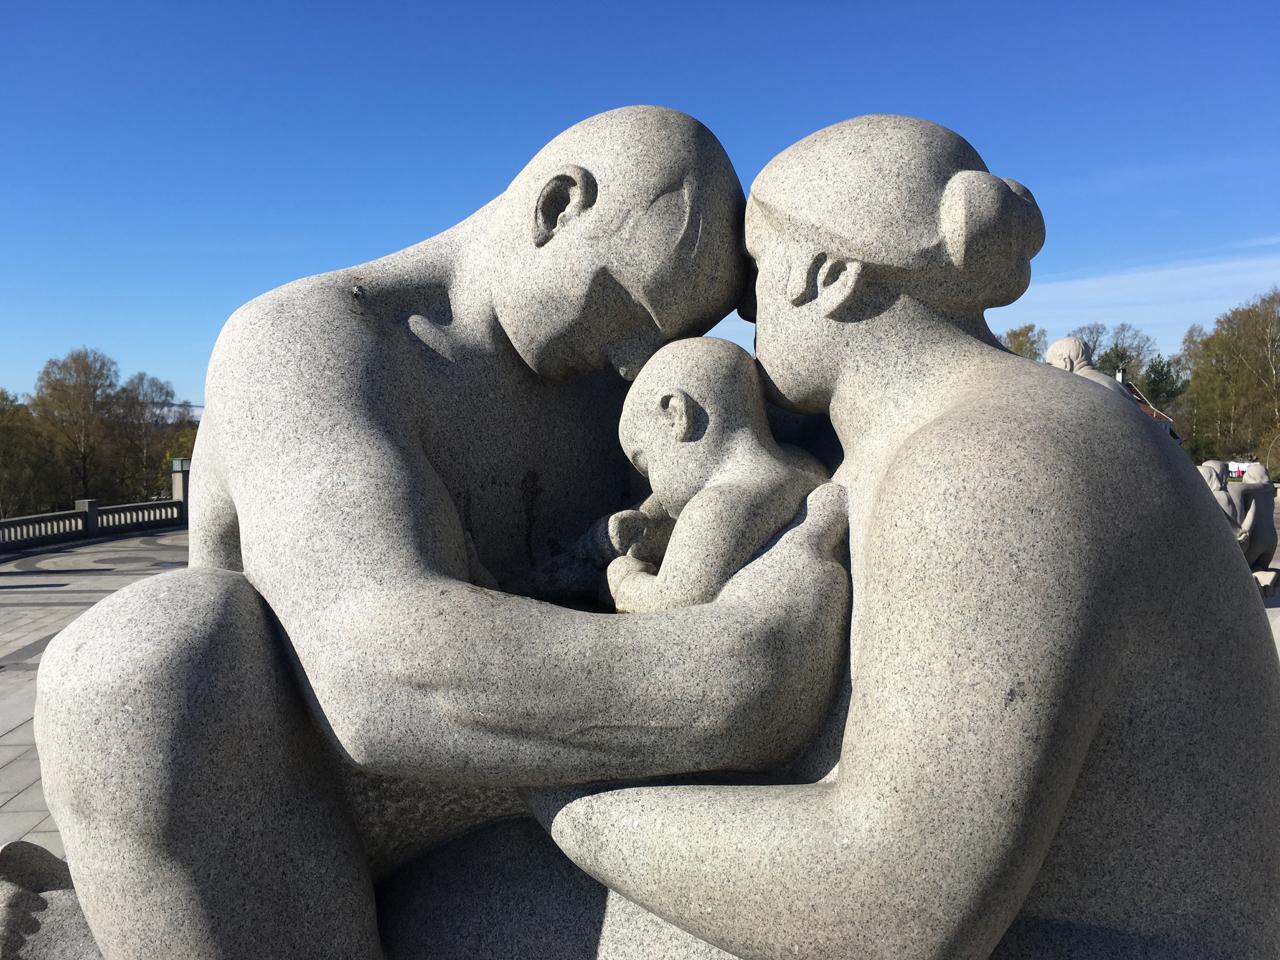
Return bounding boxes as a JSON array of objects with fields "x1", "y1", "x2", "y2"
[{"x1": 36, "y1": 568, "x2": 282, "y2": 825}]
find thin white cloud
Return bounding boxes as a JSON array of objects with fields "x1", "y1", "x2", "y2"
[
  {"x1": 1221, "y1": 234, "x2": 1280, "y2": 251},
  {"x1": 991, "y1": 254, "x2": 1280, "y2": 356}
]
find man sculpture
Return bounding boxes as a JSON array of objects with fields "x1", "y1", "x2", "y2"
[{"x1": 31, "y1": 107, "x2": 849, "y2": 958}]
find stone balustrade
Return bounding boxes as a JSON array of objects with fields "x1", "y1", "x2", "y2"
[{"x1": 0, "y1": 498, "x2": 185, "y2": 553}]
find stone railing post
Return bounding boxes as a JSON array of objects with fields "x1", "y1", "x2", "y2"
[
  {"x1": 75, "y1": 499, "x2": 99, "y2": 537},
  {"x1": 171, "y1": 458, "x2": 191, "y2": 525}
]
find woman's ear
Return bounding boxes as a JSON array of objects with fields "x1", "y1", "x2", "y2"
[
  {"x1": 533, "y1": 165, "x2": 598, "y2": 247},
  {"x1": 788, "y1": 252, "x2": 865, "y2": 319}
]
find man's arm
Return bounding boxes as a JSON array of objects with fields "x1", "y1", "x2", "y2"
[{"x1": 207, "y1": 297, "x2": 848, "y2": 787}]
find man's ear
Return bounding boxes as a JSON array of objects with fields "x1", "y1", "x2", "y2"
[
  {"x1": 533, "y1": 165, "x2": 598, "y2": 247},
  {"x1": 813, "y1": 258, "x2": 864, "y2": 319},
  {"x1": 788, "y1": 252, "x2": 865, "y2": 319},
  {"x1": 659, "y1": 390, "x2": 697, "y2": 442}
]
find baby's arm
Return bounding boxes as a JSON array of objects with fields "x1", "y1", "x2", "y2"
[{"x1": 610, "y1": 479, "x2": 806, "y2": 613}]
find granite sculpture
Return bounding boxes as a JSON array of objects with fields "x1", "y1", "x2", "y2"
[
  {"x1": 537, "y1": 115, "x2": 1280, "y2": 960},
  {"x1": 13, "y1": 110, "x2": 1280, "y2": 960},
  {"x1": 1232, "y1": 462, "x2": 1278, "y2": 572},
  {"x1": 607, "y1": 336, "x2": 827, "y2": 613},
  {"x1": 1200, "y1": 462, "x2": 1243, "y2": 530},
  {"x1": 1045, "y1": 335, "x2": 1133, "y2": 400},
  {"x1": 30, "y1": 106, "x2": 850, "y2": 959},
  {"x1": 1204, "y1": 458, "x2": 1230, "y2": 486}
]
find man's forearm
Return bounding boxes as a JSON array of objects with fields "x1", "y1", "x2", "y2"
[{"x1": 301, "y1": 578, "x2": 787, "y2": 786}]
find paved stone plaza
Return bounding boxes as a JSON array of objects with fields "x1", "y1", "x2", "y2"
[{"x1": 0, "y1": 530, "x2": 187, "y2": 856}]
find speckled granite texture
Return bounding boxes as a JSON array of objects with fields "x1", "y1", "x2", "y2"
[
  {"x1": 539, "y1": 117, "x2": 1280, "y2": 959},
  {"x1": 30, "y1": 107, "x2": 849, "y2": 958},
  {"x1": 20, "y1": 112, "x2": 1279, "y2": 960}
]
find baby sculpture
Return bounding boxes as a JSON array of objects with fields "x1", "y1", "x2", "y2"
[{"x1": 607, "y1": 337, "x2": 827, "y2": 613}]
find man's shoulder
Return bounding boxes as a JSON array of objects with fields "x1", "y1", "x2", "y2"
[{"x1": 207, "y1": 271, "x2": 396, "y2": 410}]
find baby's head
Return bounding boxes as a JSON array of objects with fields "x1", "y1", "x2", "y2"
[{"x1": 620, "y1": 337, "x2": 770, "y2": 515}]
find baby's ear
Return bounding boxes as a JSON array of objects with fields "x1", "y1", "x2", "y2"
[{"x1": 659, "y1": 390, "x2": 697, "y2": 442}]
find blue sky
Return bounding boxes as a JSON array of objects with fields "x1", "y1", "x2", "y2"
[{"x1": 2, "y1": 0, "x2": 1277, "y2": 404}]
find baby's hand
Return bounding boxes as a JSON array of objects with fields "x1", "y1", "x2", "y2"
[
  {"x1": 607, "y1": 554, "x2": 657, "y2": 607},
  {"x1": 607, "y1": 510, "x2": 650, "y2": 556}
]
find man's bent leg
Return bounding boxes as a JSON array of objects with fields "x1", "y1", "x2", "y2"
[{"x1": 36, "y1": 568, "x2": 382, "y2": 959}]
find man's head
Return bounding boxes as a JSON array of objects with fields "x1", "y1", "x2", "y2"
[
  {"x1": 619, "y1": 337, "x2": 767, "y2": 515},
  {"x1": 488, "y1": 106, "x2": 747, "y2": 381},
  {"x1": 1046, "y1": 336, "x2": 1094, "y2": 373},
  {"x1": 744, "y1": 114, "x2": 1045, "y2": 412}
]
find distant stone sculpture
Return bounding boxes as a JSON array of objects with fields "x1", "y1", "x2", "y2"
[
  {"x1": 607, "y1": 336, "x2": 828, "y2": 613},
  {"x1": 17, "y1": 110, "x2": 1280, "y2": 960},
  {"x1": 1233, "y1": 462, "x2": 1277, "y2": 572},
  {"x1": 1045, "y1": 335, "x2": 1133, "y2": 400},
  {"x1": 1199, "y1": 462, "x2": 1243, "y2": 529},
  {"x1": 30, "y1": 107, "x2": 850, "y2": 959},
  {"x1": 1204, "y1": 458, "x2": 1230, "y2": 487},
  {"x1": 537, "y1": 115, "x2": 1280, "y2": 959}
]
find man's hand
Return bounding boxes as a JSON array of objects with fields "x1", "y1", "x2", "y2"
[{"x1": 607, "y1": 554, "x2": 658, "y2": 611}]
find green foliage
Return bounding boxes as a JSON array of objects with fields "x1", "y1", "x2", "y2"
[
  {"x1": 1140, "y1": 355, "x2": 1187, "y2": 411},
  {"x1": 1168, "y1": 288, "x2": 1280, "y2": 465},
  {"x1": 0, "y1": 348, "x2": 199, "y2": 517},
  {"x1": 1090, "y1": 323, "x2": 1156, "y2": 379},
  {"x1": 1000, "y1": 323, "x2": 1048, "y2": 361}
]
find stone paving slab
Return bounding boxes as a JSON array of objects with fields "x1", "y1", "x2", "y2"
[{"x1": 0, "y1": 530, "x2": 188, "y2": 856}]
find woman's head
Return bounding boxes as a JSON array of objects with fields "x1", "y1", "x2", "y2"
[{"x1": 746, "y1": 115, "x2": 1043, "y2": 411}]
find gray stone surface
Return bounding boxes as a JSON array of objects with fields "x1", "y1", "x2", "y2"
[
  {"x1": 1045, "y1": 335, "x2": 1133, "y2": 399},
  {"x1": 377, "y1": 818, "x2": 733, "y2": 959},
  {"x1": 33, "y1": 107, "x2": 850, "y2": 958},
  {"x1": 607, "y1": 336, "x2": 829, "y2": 612},
  {"x1": 1200, "y1": 462, "x2": 1243, "y2": 529},
  {"x1": 0, "y1": 840, "x2": 97, "y2": 958},
  {"x1": 538, "y1": 116, "x2": 1280, "y2": 958}
]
